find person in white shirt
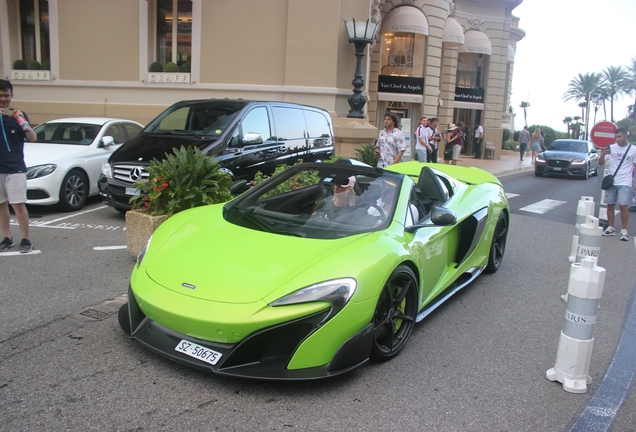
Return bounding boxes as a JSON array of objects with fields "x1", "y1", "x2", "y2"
[
  {"x1": 474, "y1": 122, "x2": 484, "y2": 159},
  {"x1": 415, "y1": 116, "x2": 431, "y2": 163},
  {"x1": 599, "y1": 128, "x2": 636, "y2": 241}
]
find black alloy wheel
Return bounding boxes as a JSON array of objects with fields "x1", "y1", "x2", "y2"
[
  {"x1": 58, "y1": 169, "x2": 88, "y2": 211},
  {"x1": 370, "y1": 265, "x2": 418, "y2": 362},
  {"x1": 485, "y1": 212, "x2": 508, "y2": 273}
]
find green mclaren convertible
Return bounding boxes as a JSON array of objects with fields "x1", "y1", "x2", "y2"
[{"x1": 118, "y1": 161, "x2": 509, "y2": 380}]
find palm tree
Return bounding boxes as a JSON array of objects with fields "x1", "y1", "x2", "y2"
[
  {"x1": 625, "y1": 57, "x2": 636, "y2": 120},
  {"x1": 602, "y1": 65, "x2": 628, "y2": 122},
  {"x1": 564, "y1": 72, "x2": 603, "y2": 138},
  {"x1": 562, "y1": 116, "x2": 573, "y2": 138},
  {"x1": 572, "y1": 116, "x2": 582, "y2": 139},
  {"x1": 519, "y1": 101, "x2": 530, "y2": 127}
]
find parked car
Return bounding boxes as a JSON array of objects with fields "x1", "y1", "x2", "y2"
[
  {"x1": 534, "y1": 139, "x2": 599, "y2": 179},
  {"x1": 98, "y1": 99, "x2": 335, "y2": 212},
  {"x1": 118, "y1": 161, "x2": 509, "y2": 380},
  {"x1": 25, "y1": 117, "x2": 143, "y2": 211}
]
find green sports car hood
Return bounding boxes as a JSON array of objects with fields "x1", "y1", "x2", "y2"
[{"x1": 143, "y1": 208, "x2": 367, "y2": 304}]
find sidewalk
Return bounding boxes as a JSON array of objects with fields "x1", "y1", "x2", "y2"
[{"x1": 455, "y1": 152, "x2": 534, "y2": 178}]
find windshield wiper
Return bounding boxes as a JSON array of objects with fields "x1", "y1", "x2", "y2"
[{"x1": 239, "y1": 208, "x2": 276, "y2": 233}]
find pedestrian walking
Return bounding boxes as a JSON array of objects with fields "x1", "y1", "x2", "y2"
[
  {"x1": 518, "y1": 126, "x2": 530, "y2": 161},
  {"x1": 375, "y1": 111, "x2": 406, "y2": 168},
  {"x1": 415, "y1": 116, "x2": 431, "y2": 163},
  {"x1": 599, "y1": 128, "x2": 636, "y2": 241},
  {"x1": 0, "y1": 79, "x2": 37, "y2": 253},
  {"x1": 426, "y1": 117, "x2": 440, "y2": 163},
  {"x1": 474, "y1": 122, "x2": 484, "y2": 158},
  {"x1": 530, "y1": 127, "x2": 542, "y2": 164}
]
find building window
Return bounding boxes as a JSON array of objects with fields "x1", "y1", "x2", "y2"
[
  {"x1": 19, "y1": 0, "x2": 49, "y2": 64},
  {"x1": 380, "y1": 33, "x2": 425, "y2": 77},
  {"x1": 456, "y1": 53, "x2": 486, "y2": 89},
  {"x1": 156, "y1": 0, "x2": 192, "y2": 67}
]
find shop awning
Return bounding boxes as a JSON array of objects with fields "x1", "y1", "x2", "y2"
[
  {"x1": 382, "y1": 6, "x2": 429, "y2": 36},
  {"x1": 458, "y1": 30, "x2": 492, "y2": 55},
  {"x1": 443, "y1": 18, "x2": 464, "y2": 47},
  {"x1": 507, "y1": 44, "x2": 515, "y2": 62}
]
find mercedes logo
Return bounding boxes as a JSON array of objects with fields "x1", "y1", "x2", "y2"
[{"x1": 129, "y1": 167, "x2": 143, "y2": 181}]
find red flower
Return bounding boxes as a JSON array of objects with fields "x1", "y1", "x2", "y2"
[{"x1": 162, "y1": 182, "x2": 169, "y2": 189}]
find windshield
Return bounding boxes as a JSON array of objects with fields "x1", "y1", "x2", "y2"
[
  {"x1": 33, "y1": 122, "x2": 102, "y2": 145},
  {"x1": 224, "y1": 163, "x2": 403, "y2": 239},
  {"x1": 548, "y1": 141, "x2": 588, "y2": 153},
  {"x1": 143, "y1": 101, "x2": 244, "y2": 137}
]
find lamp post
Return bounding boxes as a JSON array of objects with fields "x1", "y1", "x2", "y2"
[
  {"x1": 592, "y1": 93, "x2": 601, "y2": 126},
  {"x1": 345, "y1": 18, "x2": 379, "y2": 119}
]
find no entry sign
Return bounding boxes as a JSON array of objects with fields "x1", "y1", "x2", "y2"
[{"x1": 590, "y1": 121, "x2": 617, "y2": 148}]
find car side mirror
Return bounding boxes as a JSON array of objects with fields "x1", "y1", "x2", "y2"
[
  {"x1": 101, "y1": 136, "x2": 115, "y2": 148},
  {"x1": 591, "y1": 148, "x2": 598, "y2": 153},
  {"x1": 241, "y1": 132, "x2": 263, "y2": 146},
  {"x1": 405, "y1": 206, "x2": 457, "y2": 232},
  {"x1": 230, "y1": 179, "x2": 251, "y2": 196}
]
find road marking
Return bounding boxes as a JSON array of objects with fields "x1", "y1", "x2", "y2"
[
  {"x1": 505, "y1": 193, "x2": 520, "y2": 199},
  {"x1": 0, "y1": 250, "x2": 42, "y2": 256},
  {"x1": 520, "y1": 199, "x2": 567, "y2": 214},
  {"x1": 93, "y1": 245, "x2": 127, "y2": 250},
  {"x1": 35, "y1": 205, "x2": 109, "y2": 226}
]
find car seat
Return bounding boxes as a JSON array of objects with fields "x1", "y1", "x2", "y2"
[{"x1": 69, "y1": 129, "x2": 84, "y2": 142}]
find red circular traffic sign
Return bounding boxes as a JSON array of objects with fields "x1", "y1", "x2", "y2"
[{"x1": 590, "y1": 121, "x2": 617, "y2": 148}]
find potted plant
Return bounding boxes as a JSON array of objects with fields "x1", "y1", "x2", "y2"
[{"x1": 125, "y1": 146, "x2": 233, "y2": 255}]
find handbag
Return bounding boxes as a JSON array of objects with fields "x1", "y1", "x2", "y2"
[{"x1": 601, "y1": 144, "x2": 631, "y2": 190}]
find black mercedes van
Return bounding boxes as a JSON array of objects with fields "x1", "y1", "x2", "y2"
[{"x1": 98, "y1": 99, "x2": 334, "y2": 212}]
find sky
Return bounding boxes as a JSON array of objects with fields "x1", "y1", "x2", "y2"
[{"x1": 510, "y1": 0, "x2": 635, "y2": 133}]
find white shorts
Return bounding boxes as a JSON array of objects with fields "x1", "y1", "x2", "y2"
[
  {"x1": 0, "y1": 173, "x2": 27, "y2": 204},
  {"x1": 452, "y1": 145, "x2": 462, "y2": 160}
]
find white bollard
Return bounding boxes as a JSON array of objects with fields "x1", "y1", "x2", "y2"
[
  {"x1": 547, "y1": 257, "x2": 606, "y2": 393},
  {"x1": 575, "y1": 215, "x2": 602, "y2": 263},
  {"x1": 569, "y1": 196, "x2": 595, "y2": 262}
]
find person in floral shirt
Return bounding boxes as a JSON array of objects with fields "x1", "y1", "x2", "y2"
[{"x1": 375, "y1": 112, "x2": 405, "y2": 168}]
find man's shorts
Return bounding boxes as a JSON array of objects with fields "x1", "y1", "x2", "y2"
[
  {"x1": 452, "y1": 144, "x2": 462, "y2": 160},
  {"x1": 0, "y1": 173, "x2": 27, "y2": 205},
  {"x1": 604, "y1": 184, "x2": 633, "y2": 206}
]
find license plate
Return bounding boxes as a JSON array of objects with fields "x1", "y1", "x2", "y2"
[
  {"x1": 175, "y1": 339, "x2": 222, "y2": 365},
  {"x1": 552, "y1": 167, "x2": 562, "y2": 171},
  {"x1": 125, "y1": 187, "x2": 140, "y2": 196}
]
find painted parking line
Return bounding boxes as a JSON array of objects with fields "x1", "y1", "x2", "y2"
[
  {"x1": 0, "y1": 250, "x2": 42, "y2": 256},
  {"x1": 519, "y1": 199, "x2": 567, "y2": 214},
  {"x1": 93, "y1": 246, "x2": 127, "y2": 251},
  {"x1": 36, "y1": 205, "x2": 109, "y2": 226},
  {"x1": 505, "y1": 192, "x2": 520, "y2": 199}
]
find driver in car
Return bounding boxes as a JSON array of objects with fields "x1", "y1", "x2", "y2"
[{"x1": 313, "y1": 176, "x2": 357, "y2": 220}]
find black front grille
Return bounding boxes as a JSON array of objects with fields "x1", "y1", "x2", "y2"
[
  {"x1": 547, "y1": 160, "x2": 570, "y2": 168},
  {"x1": 113, "y1": 163, "x2": 150, "y2": 185},
  {"x1": 27, "y1": 189, "x2": 50, "y2": 200}
]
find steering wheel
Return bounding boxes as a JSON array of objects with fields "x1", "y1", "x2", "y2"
[{"x1": 353, "y1": 202, "x2": 386, "y2": 223}]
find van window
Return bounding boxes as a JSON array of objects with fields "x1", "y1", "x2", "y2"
[
  {"x1": 155, "y1": 107, "x2": 189, "y2": 131},
  {"x1": 241, "y1": 107, "x2": 271, "y2": 141},
  {"x1": 304, "y1": 110, "x2": 331, "y2": 138},
  {"x1": 272, "y1": 107, "x2": 306, "y2": 141}
]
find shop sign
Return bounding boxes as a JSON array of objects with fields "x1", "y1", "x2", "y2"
[
  {"x1": 378, "y1": 75, "x2": 424, "y2": 95},
  {"x1": 146, "y1": 73, "x2": 191, "y2": 84},
  {"x1": 454, "y1": 87, "x2": 485, "y2": 103},
  {"x1": 11, "y1": 70, "x2": 51, "y2": 81}
]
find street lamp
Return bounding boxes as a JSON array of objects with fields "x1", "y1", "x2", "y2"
[
  {"x1": 344, "y1": 18, "x2": 379, "y2": 118},
  {"x1": 592, "y1": 93, "x2": 602, "y2": 125}
]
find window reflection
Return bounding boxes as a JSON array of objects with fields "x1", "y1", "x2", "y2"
[
  {"x1": 19, "y1": 0, "x2": 49, "y2": 64},
  {"x1": 156, "y1": 0, "x2": 192, "y2": 67},
  {"x1": 456, "y1": 53, "x2": 486, "y2": 89},
  {"x1": 380, "y1": 32, "x2": 426, "y2": 77}
]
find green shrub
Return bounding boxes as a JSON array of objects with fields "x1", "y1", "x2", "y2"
[
  {"x1": 165, "y1": 62, "x2": 179, "y2": 72},
  {"x1": 180, "y1": 62, "x2": 191, "y2": 72},
  {"x1": 130, "y1": 146, "x2": 233, "y2": 217},
  {"x1": 42, "y1": 60, "x2": 50, "y2": 70},
  {"x1": 149, "y1": 62, "x2": 163, "y2": 72},
  {"x1": 502, "y1": 141, "x2": 517, "y2": 151},
  {"x1": 502, "y1": 129, "x2": 511, "y2": 142},
  {"x1": 27, "y1": 60, "x2": 41, "y2": 70},
  {"x1": 13, "y1": 59, "x2": 27, "y2": 70},
  {"x1": 355, "y1": 142, "x2": 378, "y2": 166}
]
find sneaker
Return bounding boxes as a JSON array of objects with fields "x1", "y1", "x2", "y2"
[
  {"x1": 602, "y1": 226, "x2": 616, "y2": 236},
  {"x1": 620, "y1": 230, "x2": 628, "y2": 241},
  {"x1": 19, "y1": 238, "x2": 32, "y2": 253},
  {"x1": 0, "y1": 237, "x2": 14, "y2": 251}
]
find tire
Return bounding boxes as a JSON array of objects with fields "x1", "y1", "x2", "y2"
[
  {"x1": 485, "y1": 212, "x2": 508, "y2": 273},
  {"x1": 370, "y1": 265, "x2": 418, "y2": 362},
  {"x1": 58, "y1": 169, "x2": 88, "y2": 211},
  {"x1": 581, "y1": 165, "x2": 589, "y2": 180}
]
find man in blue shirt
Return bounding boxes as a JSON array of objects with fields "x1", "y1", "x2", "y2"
[{"x1": 0, "y1": 79, "x2": 37, "y2": 252}]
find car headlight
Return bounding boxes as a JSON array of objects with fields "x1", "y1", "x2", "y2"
[
  {"x1": 136, "y1": 236, "x2": 152, "y2": 268},
  {"x1": 535, "y1": 155, "x2": 545, "y2": 163},
  {"x1": 270, "y1": 278, "x2": 357, "y2": 319},
  {"x1": 101, "y1": 162, "x2": 113, "y2": 179},
  {"x1": 26, "y1": 164, "x2": 56, "y2": 179},
  {"x1": 571, "y1": 158, "x2": 586, "y2": 165}
]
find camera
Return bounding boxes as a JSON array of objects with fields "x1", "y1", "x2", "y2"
[{"x1": 1, "y1": 107, "x2": 15, "y2": 116}]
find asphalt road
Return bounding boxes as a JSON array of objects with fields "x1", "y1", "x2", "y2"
[{"x1": 0, "y1": 173, "x2": 634, "y2": 431}]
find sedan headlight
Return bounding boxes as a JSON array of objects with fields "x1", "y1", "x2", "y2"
[
  {"x1": 571, "y1": 158, "x2": 586, "y2": 165},
  {"x1": 535, "y1": 155, "x2": 545, "y2": 163},
  {"x1": 26, "y1": 164, "x2": 56, "y2": 179},
  {"x1": 101, "y1": 162, "x2": 113, "y2": 179},
  {"x1": 271, "y1": 278, "x2": 357, "y2": 319}
]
